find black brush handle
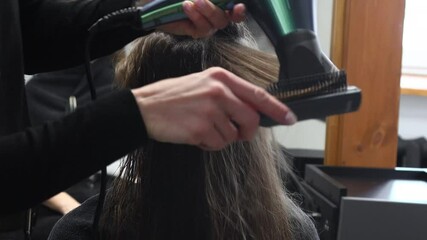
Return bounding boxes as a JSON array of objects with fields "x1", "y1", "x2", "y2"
[{"x1": 260, "y1": 86, "x2": 362, "y2": 127}]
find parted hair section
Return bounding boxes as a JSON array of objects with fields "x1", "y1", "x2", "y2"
[
  {"x1": 113, "y1": 23, "x2": 279, "y2": 89},
  {"x1": 102, "y1": 23, "x2": 317, "y2": 240}
]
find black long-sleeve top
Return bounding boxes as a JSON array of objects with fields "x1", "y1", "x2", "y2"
[{"x1": 0, "y1": 0, "x2": 150, "y2": 213}]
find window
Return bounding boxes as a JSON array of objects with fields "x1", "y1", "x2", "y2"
[{"x1": 401, "y1": 0, "x2": 427, "y2": 95}]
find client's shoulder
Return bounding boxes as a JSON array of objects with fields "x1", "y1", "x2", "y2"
[{"x1": 48, "y1": 194, "x2": 99, "y2": 240}]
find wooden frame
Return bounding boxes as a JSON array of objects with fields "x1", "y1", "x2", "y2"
[
  {"x1": 325, "y1": 0, "x2": 405, "y2": 168},
  {"x1": 400, "y1": 74, "x2": 427, "y2": 97}
]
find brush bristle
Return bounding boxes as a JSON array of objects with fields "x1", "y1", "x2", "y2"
[{"x1": 266, "y1": 71, "x2": 347, "y2": 101}]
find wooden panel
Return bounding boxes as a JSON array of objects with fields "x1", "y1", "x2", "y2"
[
  {"x1": 325, "y1": 0, "x2": 405, "y2": 168},
  {"x1": 324, "y1": 0, "x2": 348, "y2": 166},
  {"x1": 401, "y1": 88, "x2": 427, "y2": 97}
]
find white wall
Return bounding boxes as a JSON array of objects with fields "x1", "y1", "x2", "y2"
[
  {"x1": 399, "y1": 1, "x2": 427, "y2": 141},
  {"x1": 398, "y1": 95, "x2": 427, "y2": 140}
]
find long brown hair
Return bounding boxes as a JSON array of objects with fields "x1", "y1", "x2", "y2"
[{"x1": 100, "y1": 23, "x2": 315, "y2": 240}]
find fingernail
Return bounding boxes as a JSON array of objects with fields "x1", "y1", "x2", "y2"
[
  {"x1": 195, "y1": 0, "x2": 206, "y2": 8},
  {"x1": 183, "y1": 1, "x2": 192, "y2": 11},
  {"x1": 284, "y1": 111, "x2": 297, "y2": 125}
]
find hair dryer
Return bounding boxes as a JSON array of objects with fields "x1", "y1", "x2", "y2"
[{"x1": 89, "y1": 0, "x2": 361, "y2": 126}]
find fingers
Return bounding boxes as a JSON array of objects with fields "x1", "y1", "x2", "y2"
[
  {"x1": 182, "y1": 0, "x2": 243, "y2": 38},
  {"x1": 216, "y1": 87, "x2": 260, "y2": 140},
  {"x1": 182, "y1": 1, "x2": 213, "y2": 38},
  {"x1": 195, "y1": 68, "x2": 296, "y2": 143},
  {"x1": 198, "y1": 123, "x2": 234, "y2": 151},
  {"x1": 196, "y1": 98, "x2": 240, "y2": 150},
  {"x1": 212, "y1": 110, "x2": 239, "y2": 144},
  {"x1": 226, "y1": 3, "x2": 246, "y2": 23},
  {"x1": 190, "y1": 110, "x2": 239, "y2": 151},
  {"x1": 159, "y1": 1, "x2": 246, "y2": 38},
  {"x1": 205, "y1": 67, "x2": 298, "y2": 127},
  {"x1": 183, "y1": 0, "x2": 226, "y2": 37},
  {"x1": 195, "y1": 0, "x2": 229, "y2": 29},
  {"x1": 251, "y1": 87, "x2": 298, "y2": 125}
]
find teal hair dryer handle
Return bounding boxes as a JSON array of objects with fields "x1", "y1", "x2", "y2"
[
  {"x1": 137, "y1": 0, "x2": 300, "y2": 44},
  {"x1": 138, "y1": 0, "x2": 236, "y2": 30}
]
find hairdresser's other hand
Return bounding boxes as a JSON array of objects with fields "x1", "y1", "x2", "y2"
[
  {"x1": 132, "y1": 67, "x2": 297, "y2": 151},
  {"x1": 157, "y1": 0, "x2": 245, "y2": 38},
  {"x1": 42, "y1": 192, "x2": 81, "y2": 215}
]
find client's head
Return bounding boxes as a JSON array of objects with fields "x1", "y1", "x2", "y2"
[
  {"x1": 114, "y1": 22, "x2": 278, "y2": 89},
  {"x1": 101, "y1": 23, "x2": 315, "y2": 240}
]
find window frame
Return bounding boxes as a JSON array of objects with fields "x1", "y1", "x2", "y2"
[{"x1": 400, "y1": 0, "x2": 427, "y2": 96}]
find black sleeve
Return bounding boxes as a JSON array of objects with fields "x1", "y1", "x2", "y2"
[
  {"x1": 19, "y1": 0, "x2": 149, "y2": 73},
  {"x1": 48, "y1": 194, "x2": 100, "y2": 240},
  {"x1": 0, "y1": 89, "x2": 147, "y2": 213}
]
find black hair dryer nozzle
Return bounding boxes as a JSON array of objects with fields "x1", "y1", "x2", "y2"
[{"x1": 277, "y1": 29, "x2": 337, "y2": 79}]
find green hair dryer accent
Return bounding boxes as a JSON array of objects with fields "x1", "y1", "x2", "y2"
[{"x1": 138, "y1": 0, "x2": 298, "y2": 40}]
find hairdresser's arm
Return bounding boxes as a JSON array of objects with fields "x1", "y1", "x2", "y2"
[
  {"x1": 20, "y1": 0, "x2": 140, "y2": 73},
  {"x1": 0, "y1": 90, "x2": 146, "y2": 213},
  {"x1": 0, "y1": 67, "x2": 293, "y2": 213},
  {"x1": 19, "y1": 0, "x2": 245, "y2": 73}
]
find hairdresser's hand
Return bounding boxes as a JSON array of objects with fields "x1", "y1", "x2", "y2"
[
  {"x1": 157, "y1": 0, "x2": 245, "y2": 38},
  {"x1": 132, "y1": 67, "x2": 297, "y2": 151},
  {"x1": 42, "y1": 192, "x2": 81, "y2": 215}
]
